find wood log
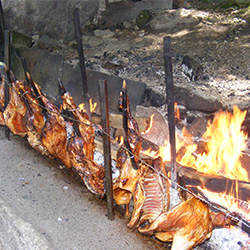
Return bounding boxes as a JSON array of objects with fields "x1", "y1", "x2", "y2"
[
  {"x1": 163, "y1": 162, "x2": 250, "y2": 202},
  {"x1": 91, "y1": 113, "x2": 151, "y2": 133}
]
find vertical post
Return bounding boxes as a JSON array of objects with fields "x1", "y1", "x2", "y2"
[
  {"x1": 122, "y1": 80, "x2": 138, "y2": 170},
  {"x1": 0, "y1": 0, "x2": 5, "y2": 54},
  {"x1": 98, "y1": 79, "x2": 114, "y2": 221},
  {"x1": 73, "y1": 8, "x2": 91, "y2": 119},
  {"x1": 4, "y1": 29, "x2": 10, "y2": 140},
  {"x1": 163, "y1": 36, "x2": 177, "y2": 187}
]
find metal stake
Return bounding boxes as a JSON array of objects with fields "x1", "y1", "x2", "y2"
[
  {"x1": 4, "y1": 29, "x2": 10, "y2": 140},
  {"x1": 122, "y1": 80, "x2": 138, "y2": 170},
  {"x1": 73, "y1": 8, "x2": 91, "y2": 119},
  {"x1": 98, "y1": 79, "x2": 114, "y2": 220},
  {"x1": 163, "y1": 36, "x2": 177, "y2": 188}
]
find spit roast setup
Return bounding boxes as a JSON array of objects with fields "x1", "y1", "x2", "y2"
[
  {"x1": 0, "y1": 64, "x2": 249, "y2": 249},
  {"x1": 0, "y1": 3, "x2": 249, "y2": 248}
]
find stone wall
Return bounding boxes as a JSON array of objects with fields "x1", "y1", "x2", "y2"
[{"x1": 2, "y1": 0, "x2": 172, "y2": 41}]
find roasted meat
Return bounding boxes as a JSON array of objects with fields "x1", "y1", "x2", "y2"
[
  {"x1": 0, "y1": 78, "x2": 5, "y2": 126},
  {"x1": 3, "y1": 81, "x2": 27, "y2": 137},
  {"x1": 128, "y1": 157, "x2": 170, "y2": 228},
  {"x1": 62, "y1": 92, "x2": 95, "y2": 160},
  {"x1": 139, "y1": 196, "x2": 236, "y2": 250},
  {"x1": 113, "y1": 146, "x2": 142, "y2": 216},
  {"x1": 73, "y1": 158, "x2": 105, "y2": 196},
  {"x1": 39, "y1": 93, "x2": 71, "y2": 168},
  {"x1": 20, "y1": 81, "x2": 50, "y2": 156},
  {"x1": 61, "y1": 92, "x2": 104, "y2": 196}
]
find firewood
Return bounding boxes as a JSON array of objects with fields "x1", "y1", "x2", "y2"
[{"x1": 91, "y1": 113, "x2": 151, "y2": 133}]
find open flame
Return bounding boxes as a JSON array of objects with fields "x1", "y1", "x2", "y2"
[
  {"x1": 178, "y1": 105, "x2": 248, "y2": 182},
  {"x1": 141, "y1": 105, "x2": 249, "y2": 217},
  {"x1": 143, "y1": 105, "x2": 248, "y2": 182},
  {"x1": 78, "y1": 98, "x2": 97, "y2": 113}
]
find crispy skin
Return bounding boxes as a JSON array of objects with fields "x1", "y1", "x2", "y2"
[
  {"x1": 62, "y1": 92, "x2": 95, "y2": 160},
  {"x1": 61, "y1": 92, "x2": 104, "y2": 195},
  {"x1": 113, "y1": 98, "x2": 143, "y2": 216},
  {"x1": 19, "y1": 81, "x2": 50, "y2": 156},
  {"x1": 73, "y1": 158, "x2": 105, "y2": 196},
  {"x1": 40, "y1": 94, "x2": 71, "y2": 168},
  {"x1": 139, "y1": 196, "x2": 236, "y2": 250},
  {"x1": 113, "y1": 147, "x2": 142, "y2": 216},
  {"x1": 3, "y1": 82, "x2": 27, "y2": 137}
]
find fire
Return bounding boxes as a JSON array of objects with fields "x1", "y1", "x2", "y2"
[
  {"x1": 78, "y1": 98, "x2": 97, "y2": 113},
  {"x1": 174, "y1": 102, "x2": 180, "y2": 120},
  {"x1": 141, "y1": 114, "x2": 154, "y2": 134},
  {"x1": 197, "y1": 186, "x2": 250, "y2": 221},
  {"x1": 142, "y1": 105, "x2": 248, "y2": 182},
  {"x1": 115, "y1": 135, "x2": 124, "y2": 147},
  {"x1": 178, "y1": 105, "x2": 248, "y2": 182}
]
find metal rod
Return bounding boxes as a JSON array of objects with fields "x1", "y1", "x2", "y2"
[
  {"x1": 20, "y1": 57, "x2": 47, "y2": 116},
  {"x1": 163, "y1": 36, "x2": 177, "y2": 188},
  {"x1": 98, "y1": 79, "x2": 114, "y2": 220},
  {"x1": 4, "y1": 29, "x2": 10, "y2": 140},
  {"x1": 0, "y1": 0, "x2": 5, "y2": 51},
  {"x1": 73, "y1": 8, "x2": 91, "y2": 119},
  {"x1": 122, "y1": 80, "x2": 138, "y2": 170}
]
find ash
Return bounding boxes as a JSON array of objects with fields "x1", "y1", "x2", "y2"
[
  {"x1": 94, "y1": 151, "x2": 119, "y2": 180},
  {"x1": 200, "y1": 226, "x2": 250, "y2": 250}
]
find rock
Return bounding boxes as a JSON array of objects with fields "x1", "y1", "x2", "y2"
[
  {"x1": 2, "y1": 0, "x2": 100, "y2": 40},
  {"x1": 11, "y1": 31, "x2": 34, "y2": 49},
  {"x1": 181, "y1": 55, "x2": 204, "y2": 81},
  {"x1": 38, "y1": 35, "x2": 63, "y2": 50},
  {"x1": 18, "y1": 47, "x2": 146, "y2": 114},
  {"x1": 143, "y1": 88, "x2": 166, "y2": 107},
  {"x1": 136, "y1": 9, "x2": 152, "y2": 29},
  {"x1": 94, "y1": 29, "x2": 115, "y2": 38},
  {"x1": 149, "y1": 8, "x2": 198, "y2": 31},
  {"x1": 136, "y1": 106, "x2": 169, "y2": 147},
  {"x1": 174, "y1": 86, "x2": 223, "y2": 113}
]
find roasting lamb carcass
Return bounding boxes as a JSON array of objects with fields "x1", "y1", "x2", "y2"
[
  {"x1": 114, "y1": 90, "x2": 144, "y2": 216},
  {"x1": 39, "y1": 93, "x2": 71, "y2": 168},
  {"x1": 139, "y1": 196, "x2": 237, "y2": 250},
  {"x1": 61, "y1": 92, "x2": 104, "y2": 196},
  {"x1": 113, "y1": 146, "x2": 142, "y2": 216},
  {"x1": 19, "y1": 81, "x2": 50, "y2": 156},
  {"x1": 3, "y1": 81, "x2": 27, "y2": 137},
  {"x1": 127, "y1": 157, "x2": 170, "y2": 229},
  {"x1": 0, "y1": 77, "x2": 5, "y2": 125}
]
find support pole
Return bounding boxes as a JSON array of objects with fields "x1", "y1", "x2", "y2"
[
  {"x1": 0, "y1": 0, "x2": 5, "y2": 57},
  {"x1": 122, "y1": 81, "x2": 138, "y2": 170},
  {"x1": 73, "y1": 8, "x2": 91, "y2": 119},
  {"x1": 4, "y1": 29, "x2": 10, "y2": 140},
  {"x1": 98, "y1": 79, "x2": 114, "y2": 220},
  {"x1": 163, "y1": 36, "x2": 177, "y2": 187},
  {"x1": 163, "y1": 36, "x2": 181, "y2": 209}
]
